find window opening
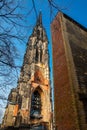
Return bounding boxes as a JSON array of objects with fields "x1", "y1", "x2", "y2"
[
  {"x1": 36, "y1": 48, "x2": 38, "y2": 62},
  {"x1": 30, "y1": 90, "x2": 42, "y2": 119}
]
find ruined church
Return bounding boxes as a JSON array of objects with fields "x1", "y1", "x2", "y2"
[{"x1": 2, "y1": 13, "x2": 52, "y2": 130}]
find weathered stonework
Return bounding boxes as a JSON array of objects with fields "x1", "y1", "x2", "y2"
[
  {"x1": 51, "y1": 12, "x2": 87, "y2": 130},
  {"x1": 2, "y1": 13, "x2": 52, "y2": 130}
]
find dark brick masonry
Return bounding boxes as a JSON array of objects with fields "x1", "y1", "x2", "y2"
[{"x1": 51, "y1": 12, "x2": 87, "y2": 130}]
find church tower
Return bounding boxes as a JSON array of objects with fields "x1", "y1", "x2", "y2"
[{"x1": 2, "y1": 13, "x2": 52, "y2": 130}]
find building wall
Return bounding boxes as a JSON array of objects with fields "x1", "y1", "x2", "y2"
[
  {"x1": 51, "y1": 13, "x2": 82, "y2": 130},
  {"x1": 64, "y1": 14, "x2": 87, "y2": 130},
  {"x1": 2, "y1": 104, "x2": 16, "y2": 127}
]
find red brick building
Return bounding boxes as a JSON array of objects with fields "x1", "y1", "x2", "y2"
[{"x1": 51, "y1": 12, "x2": 87, "y2": 130}]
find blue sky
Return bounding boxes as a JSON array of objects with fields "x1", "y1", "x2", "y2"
[
  {"x1": 19, "y1": 0, "x2": 87, "y2": 85},
  {"x1": 0, "y1": 0, "x2": 87, "y2": 123},
  {"x1": 17, "y1": 0, "x2": 87, "y2": 68}
]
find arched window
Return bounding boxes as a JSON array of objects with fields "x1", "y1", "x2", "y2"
[
  {"x1": 30, "y1": 90, "x2": 42, "y2": 119},
  {"x1": 40, "y1": 49, "x2": 42, "y2": 62},
  {"x1": 36, "y1": 47, "x2": 42, "y2": 63},
  {"x1": 35, "y1": 48, "x2": 38, "y2": 62}
]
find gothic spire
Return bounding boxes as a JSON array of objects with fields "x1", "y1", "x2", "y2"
[{"x1": 36, "y1": 12, "x2": 42, "y2": 26}]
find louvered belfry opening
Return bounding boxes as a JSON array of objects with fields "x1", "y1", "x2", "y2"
[{"x1": 30, "y1": 90, "x2": 42, "y2": 119}]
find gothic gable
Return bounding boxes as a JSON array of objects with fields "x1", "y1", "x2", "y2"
[{"x1": 34, "y1": 70, "x2": 45, "y2": 85}]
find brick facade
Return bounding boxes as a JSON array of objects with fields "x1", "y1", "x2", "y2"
[{"x1": 51, "y1": 12, "x2": 87, "y2": 130}]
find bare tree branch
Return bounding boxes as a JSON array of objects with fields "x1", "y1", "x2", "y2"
[
  {"x1": 32, "y1": 0, "x2": 38, "y2": 19},
  {"x1": 0, "y1": 0, "x2": 28, "y2": 106}
]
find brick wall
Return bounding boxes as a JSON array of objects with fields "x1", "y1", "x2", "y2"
[{"x1": 51, "y1": 13, "x2": 80, "y2": 130}]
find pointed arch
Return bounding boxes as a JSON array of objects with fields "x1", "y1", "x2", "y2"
[
  {"x1": 35, "y1": 85, "x2": 43, "y2": 93},
  {"x1": 30, "y1": 86, "x2": 43, "y2": 119}
]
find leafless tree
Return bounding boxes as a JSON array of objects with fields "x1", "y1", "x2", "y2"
[{"x1": 0, "y1": 0, "x2": 29, "y2": 105}]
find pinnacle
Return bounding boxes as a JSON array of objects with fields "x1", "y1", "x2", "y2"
[{"x1": 36, "y1": 12, "x2": 42, "y2": 26}]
